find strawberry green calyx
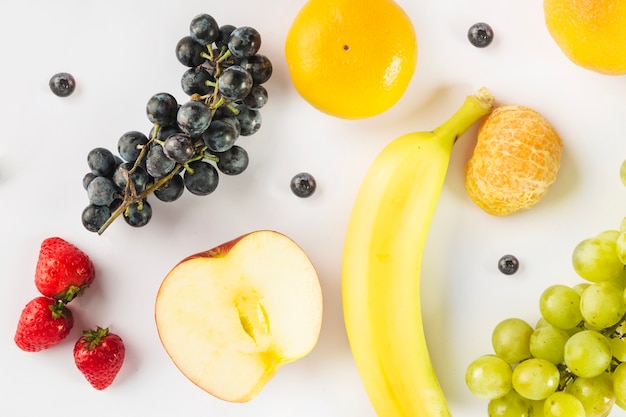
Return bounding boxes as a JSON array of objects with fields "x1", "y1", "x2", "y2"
[
  {"x1": 47, "y1": 299, "x2": 71, "y2": 320},
  {"x1": 55, "y1": 284, "x2": 90, "y2": 304},
  {"x1": 80, "y1": 327, "x2": 110, "y2": 350}
]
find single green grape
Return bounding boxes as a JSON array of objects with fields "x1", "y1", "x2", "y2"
[
  {"x1": 529, "y1": 325, "x2": 570, "y2": 364},
  {"x1": 614, "y1": 362, "x2": 626, "y2": 407},
  {"x1": 543, "y1": 391, "x2": 585, "y2": 417},
  {"x1": 579, "y1": 280, "x2": 626, "y2": 328},
  {"x1": 609, "y1": 335, "x2": 626, "y2": 362},
  {"x1": 511, "y1": 358, "x2": 560, "y2": 401},
  {"x1": 465, "y1": 354, "x2": 512, "y2": 399},
  {"x1": 571, "y1": 282, "x2": 590, "y2": 296},
  {"x1": 565, "y1": 372, "x2": 616, "y2": 417},
  {"x1": 492, "y1": 318, "x2": 534, "y2": 364},
  {"x1": 487, "y1": 389, "x2": 533, "y2": 417},
  {"x1": 563, "y1": 330, "x2": 612, "y2": 378},
  {"x1": 572, "y1": 237, "x2": 625, "y2": 282},
  {"x1": 616, "y1": 231, "x2": 626, "y2": 264},
  {"x1": 620, "y1": 159, "x2": 626, "y2": 186},
  {"x1": 596, "y1": 229, "x2": 620, "y2": 242},
  {"x1": 608, "y1": 319, "x2": 626, "y2": 361},
  {"x1": 539, "y1": 284, "x2": 583, "y2": 330},
  {"x1": 535, "y1": 317, "x2": 551, "y2": 329},
  {"x1": 530, "y1": 399, "x2": 546, "y2": 417}
]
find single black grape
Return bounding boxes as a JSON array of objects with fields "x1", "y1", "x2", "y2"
[
  {"x1": 150, "y1": 123, "x2": 182, "y2": 141},
  {"x1": 146, "y1": 142, "x2": 177, "y2": 179},
  {"x1": 234, "y1": 105, "x2": 262, "y2": 136},
  {"x1": 154, "y1": 173, "x2": 185, "y2": 202},
  {"x1": 219, "y1": 116, "x2": 241, "y2": 137},
  {"x1": 87, "y1": 176, "x2": 118, "y2": 206},
  {"x1": 112, "y1": 163, "x2": 151, "y2": 194},
  {"x1": 468, "y1": 22, "x2": 494, "y2": 48},
  {"x1": 175, "y1": 36, "x2": 207, "y2": 67},
  {"x1": 87, "y1": 147, "x2": 117, "y2": 177},
  {"x1": 82, "y1": 172, "x2": 97, "y2": 190},
  {"x1": 498, "y1": 254, "x2": 519, "y2": 275},
  {"x1": 228, "y1": 26, "x2": 261, "y2": 58},
  {"x1": 82, "y1": 204, "x2": 112, "y2": 233},
  {"x1": 163, "y1": 133, "x2": 196, "y2": 164},
  {"x1": 243, "y1": 84, "x2": 268, "y2": 109},
  {"x1": 216, "y1": 146, "x2": 249, "y2": 175},
  {"x1": 177, "y1": 100, "x2": 212, "y2": 137},
  {"x1": 118, "y1": 131, "x2": 149, "y2": 162},
  {"x1": 290, "y1": 172, "x2": 317, "y2": 198},
  {"x1": 217, "y1": 65, "x2": 253, "y2": 101},
  {"x1": 147, "y1": 92, "x2": 178, "y2": 126},
  {"x1": 239, "y1": 54, "x2": 273, "y2": 84},
  {"x1": 181, "y1": 67, "x2": 215, "y2": 96},
  {"x1": 49, "y1": 72, "x2": 76, "y2": 97},
  {"x1": 124, "y1": 200, "x2": 152, "y2": 227},
  {"x1": 203, "y1": 120, "x2": 237, "y2": 153},
  {"x1": 184, "y1": 160, "x2": 219, "y2": 196},
  {"x1": 189, "y1": 13, "x2": 220, "y2": 45},
  {"x1": 215, "y1": 24, "x2": 236, "y2": 49}
]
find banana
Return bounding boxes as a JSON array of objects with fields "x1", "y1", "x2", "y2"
[{"x1": 342, "y1": 88, "x2": 495, "y2": 417}]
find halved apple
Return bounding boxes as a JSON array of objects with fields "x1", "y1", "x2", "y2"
[{"x1": 154, "y1": 230, "x2": 323, "y2": 402}]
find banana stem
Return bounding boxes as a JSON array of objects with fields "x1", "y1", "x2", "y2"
[{"x1": 432, "y1": 87, "x2": 494, "y2": 143}]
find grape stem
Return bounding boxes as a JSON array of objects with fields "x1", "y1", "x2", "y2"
[
  {"x1": 96, "y1": 42, "x2": 240, "y2": 235},
  {"x1": 95, "y1": 124, "x2": 218, "y2": 235}
]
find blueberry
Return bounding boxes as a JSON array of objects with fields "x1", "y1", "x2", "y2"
[
  {"x1": 498, "y1": 254, "x2": 519, "y2": 275},
  {"x1": 49, "y1": 72, "x2": 76, "y2": 97},
  {"x1": 468, "y1": 22, "x2": 494, "y2": 48},
  {"x1": 290, "y1": 172, "x2": 317, "y2": 198}
]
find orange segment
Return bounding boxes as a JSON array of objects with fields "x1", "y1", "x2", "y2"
[
  {"x1": 465, "y1": 105, "x2": 562, "y2": 216},
  {"x1": 284, "y1": 0, "x2": 417, "y2": 119}
]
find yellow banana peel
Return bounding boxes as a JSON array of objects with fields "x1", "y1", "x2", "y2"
[{"x1": 342, "y1": 88, "x2": 495, "y2": 416}]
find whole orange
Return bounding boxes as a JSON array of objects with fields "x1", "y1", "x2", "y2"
[
  {"x1": 465, "y1": 105, "x2": 562, "y2": 216},
  {"x1": 284, "y1": 0, "x2": 417, "y2": 119},
  {"x1": 544, "y1": 0, "x2": 626, "y2": 75}
]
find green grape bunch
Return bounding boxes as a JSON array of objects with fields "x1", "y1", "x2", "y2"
[{"x1": 465, "y1": 159, "x2": 626, "y2": 416}]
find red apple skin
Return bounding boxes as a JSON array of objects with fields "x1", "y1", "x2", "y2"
[{"x1": 178, "y1": 233, "x2": 249, "y2": 263}]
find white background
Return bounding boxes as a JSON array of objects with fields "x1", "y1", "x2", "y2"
[{"x1": 1, "y1": 0, "x2": 626, "y2": 416}]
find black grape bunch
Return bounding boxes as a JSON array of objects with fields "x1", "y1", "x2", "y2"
[{"x1": 81, "y1": 13, "x2": 272, "y2": 234}]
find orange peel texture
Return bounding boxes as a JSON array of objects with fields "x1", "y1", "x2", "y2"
[{"x1": 465, "y1": 105, "x2": 562, "y2": 216}]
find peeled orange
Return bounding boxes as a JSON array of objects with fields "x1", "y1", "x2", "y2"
[
  {"x1": 284, "y1": 0, "x2": 417, "y2": 119},
  {"x1": 544, "y1": 0, "x2": 626, "y2": 75},
  {"x1": 465, "y1": 105, "x2": 562, "y2": 216}
]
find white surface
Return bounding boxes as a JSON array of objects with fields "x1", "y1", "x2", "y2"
[{"x1": 1, "y1": 0, "x2": 626, "y2": 415}]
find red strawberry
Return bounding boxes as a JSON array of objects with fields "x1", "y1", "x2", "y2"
[
  {"x1": 14, "y1": 296, "x2": 74, "y2": 352},
  {"x1": 35, "y1": 237, "x2": 95, "y2": 303},
  {"x1": 73, "y1": 327, "x2": 125, "y2": 390}
]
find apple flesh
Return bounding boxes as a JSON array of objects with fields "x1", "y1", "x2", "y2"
[{"x1": 154, "y1": 230, "x2": 323, "y2": 402}]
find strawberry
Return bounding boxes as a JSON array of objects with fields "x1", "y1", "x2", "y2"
[
  {"x1": 14, "y1": 296, "x2": 74, "y2": 352},
  {"x1": 35, "y1": 237, "x2": 95, "y2": 303},
  {"x1": 73, "y1": 327, "x2": 125, "y2": 390}
]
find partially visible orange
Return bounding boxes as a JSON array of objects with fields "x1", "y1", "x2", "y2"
[
  {"x1": 284, "y1": 0, "x2": 417, "y2": 119},
  {"x1": 465, "y1": 105, "x2": 562, "y2": 216},
  {"x1": 544, "y1": 0, "x2": 626, "y2": 75}
]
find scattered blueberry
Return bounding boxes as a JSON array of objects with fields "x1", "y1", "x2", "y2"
[
  {"x1": 49, "y1": 72, "x2": 76, "y2": 97},
  {"x1": 291, "y1": 172, "x2": 317, "y2": 198},
  {"x1": 498, "y1": 254, "x2": 519, "y2": 275},
  {"x1": 467, "y1": 22, "x2": 494, "y2": 48}
]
